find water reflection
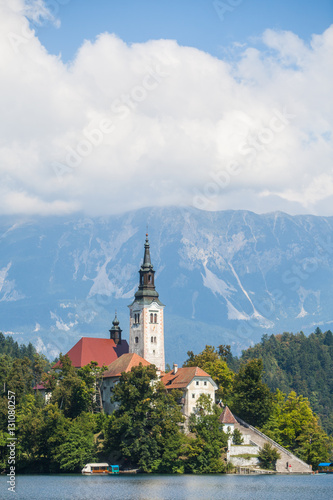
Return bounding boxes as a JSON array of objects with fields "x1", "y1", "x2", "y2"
[{"x1": 0, "y1": 474, "x2": 331, "y2": 500}]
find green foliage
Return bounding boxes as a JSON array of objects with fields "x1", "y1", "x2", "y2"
[
  {"x1": 262, "y1": 390, "x2": 333, "y2": 468},
  {"x1": 240, "y1": 330, "x2": 333, "y2": 435},
  {"x1": 0, "y1": 332, "x2": 37, "y2": 362},
  {"x1": 235, "y1": 453, "x2": 258, "y2": 459},
  {"x1": 257, "y1": 443, "x2": 281, "y2": 470},
  {"x1": 185, "y1": 394, "x2": 227, "y2": 473},
  {"x1": 232, "y1": 428, "x2": 244, "y2": 445},
  {"x1": 184, "y1": 345, "x2": 235, "y2": 402},
  {"x1": 0, "y1": 355, "x2": 34, "y2": 409},
  {"x1": 104, "y1": 364, "x2": 186, "y2": 473},
  {"x1": 229, "y1": 359, "x2": 273, "y2": 428},
  {"x1": 15, "y1": 397, "x2": 97, "y2": 473},
  {"x1": 51, "y1": 355, "x2": 99, "y2": 418},
  {"x1": 51, "y1": 414, "x2": 97, "y2": 472}
]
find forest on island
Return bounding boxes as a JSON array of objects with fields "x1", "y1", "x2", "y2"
[
  {"x1": 0, "y1": 329, "x2": 332, "y2": 473},
  {"x1": 235, "y1": 328, "x2": 333, "y2": 435}
]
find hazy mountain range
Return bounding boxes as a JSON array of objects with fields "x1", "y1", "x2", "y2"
[{"x1": 1, "y1": 207, "x2": 333, "y2": 366}]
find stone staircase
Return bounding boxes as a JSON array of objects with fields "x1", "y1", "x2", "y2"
[{"x1": 234, "y1": 416, "x2": 312, "y2": 474}]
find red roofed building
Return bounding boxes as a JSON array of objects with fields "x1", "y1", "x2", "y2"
[
  {"x1": 63, "y1": 336, "x2": 128, "y2": 368},
  {"x1": 56, "y1": 312, "x2": 129, "y2": 368},
  {"x1": 101, "y1": 353, "x2": 151, "y2": 414},
  {"x1": 161, "y1": 364, "x2": 217, "y2": 418},
  {"x1": 219, "y1": 405, "x2": 238, "y2": 454},
  {"x1": 219, "y1": 405, "x2": 237, "y2": 426},
  {"x1": 33, "y1": 383, "x2": 52, "y2": 403}
]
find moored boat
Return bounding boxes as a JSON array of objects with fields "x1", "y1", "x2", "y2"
[
  {"x1": 316, "y1": 462, "x2": 333, "y2": 474},
  {"x1": 81, "y1": 463, "x2": 119, "y2": 475}
]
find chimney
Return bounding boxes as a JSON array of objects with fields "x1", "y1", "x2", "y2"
[{"x1": 173, "y1": 363, "x2": 178, "y2": 374}]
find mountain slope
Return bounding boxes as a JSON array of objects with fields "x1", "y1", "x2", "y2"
[{"x1": 1, "y1": 207, "x2": 333, "y2": 365}]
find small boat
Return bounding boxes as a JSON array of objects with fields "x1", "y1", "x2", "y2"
[
  {"x1": 81, "y1": 463, "x2": 119, "y2": 475},
  {"x1": 317, "y1": 462, "x2": 333, "y2": 474},
  {"x1": 119, "y1": 468, "x2": 140, "y2": 474}
]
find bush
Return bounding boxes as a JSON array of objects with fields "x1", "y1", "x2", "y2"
[
  {"x1": 258, "y1": 443, "x2": 281, "y2": 470},
  {"x1": 232, "y1": 428, "x2": 244, "y2": 445}
]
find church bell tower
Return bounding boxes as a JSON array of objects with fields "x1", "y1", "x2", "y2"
[
  {"x1": 109, "y1": 311, "x2": 122, "y2": 345},
  {"x1": 128, "y1": 234, "x2": 165, "y2": 372}
]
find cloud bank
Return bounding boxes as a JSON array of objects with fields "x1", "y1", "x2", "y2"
[{"x1": 0, "y1": 1, "x2": 332, "y2": 216}]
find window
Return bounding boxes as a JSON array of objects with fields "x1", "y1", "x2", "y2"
[
  {"x1": 153, "y1": 350, "x2": 155, "y2": 355},
  {"x1": 204, "y1": 381, "x2": 207, "y2": 386},
  {"x1": 154, "y1": 313, "x2": 157, "y2": 323},
  {"x1": 137, "y1": 313, "x2": 140, "y2": 324},
  {"x1": 151, "y1": 336, "x2": 154, "y2": 343},
  {"x1": 150, "y1": 313, "x2": 153, "y2": 323},
  {"x1": 148, "y1": 275, "x2": 152, "y2": 283},
  {"x1": 134, "y1": 314, "x2": 137, "y2": 323},
  {"x1": 154, "y1": 336, "x2": 156, "y2": 343},
  {"x1": 192, "y1": 394, "x2": 195, "y2": 399},
  {"x1": 135, "y1": 337, "x2": 139, "y2": 344},
  {"x1": 196, "y1": 381, "x2": 199, "y2": 386}
]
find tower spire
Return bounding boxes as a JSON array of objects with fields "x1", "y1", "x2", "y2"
[
  {"x1": 133, "y1": 233, "x2": 162, "y2": 303},
  {"x1": 142, "y1": 233, "x2": 152, "y2": 268}
]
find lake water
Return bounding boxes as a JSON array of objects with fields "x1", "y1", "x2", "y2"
[{"x1": 0, "y1": 473, "x2": 332, "y2": 500}]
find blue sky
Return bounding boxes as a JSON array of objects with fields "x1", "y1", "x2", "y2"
[
  {"x1": 0, "y1": 0, "x2": 332, "y2": 216},
  {"x1": 38, "y1": 0, "x2": 333, "y2": 61}
]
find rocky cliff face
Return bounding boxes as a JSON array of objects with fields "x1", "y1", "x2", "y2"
[{"x1": 1, "y1": 207, "x2": 333, "y2": 365}]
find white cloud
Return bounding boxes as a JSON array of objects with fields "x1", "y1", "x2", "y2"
[{"x1": 0, "y1": 1, "x2": 332, "y2": 216}]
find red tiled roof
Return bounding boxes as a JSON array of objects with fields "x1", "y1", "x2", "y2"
[
  {"x1": 33, "y1": 383, "x2": 46, "y2": 390},
  {"x1": 103, "y1": 353, "x2": 151, "y2": 378},
  {"x1": 161, "y1": 366, "x2": 211, "y2": 389},
  {"x1": 55, "y1": 337, "x2": 129, "y2": 368},
  {"x1": 219, "y1": 406, "x2": 237, "y2": 424}
]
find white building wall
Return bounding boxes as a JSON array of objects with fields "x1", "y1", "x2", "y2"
[
  {"x1": 100, "y1": 376, "x2": 119, "y2": 415},
  {"x1": 184, "y1": 377, "x2": 216, "y2": 417},
  {"x1": 129, "y1": 301, "x2": 165, "y2": 372}
]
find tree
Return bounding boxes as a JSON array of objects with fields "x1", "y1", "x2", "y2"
[
  {"x1": 51, "y1": 355, "x2": 92, "y2": 418},
  {"x1": 78, "y1": 361, "x2": 107, "y2": 413},
  {"x1": 239, "y1": 329, "x2": 333, "y2": 435},
  {"x1": 16, "y1": 396, "x2": 97, "y2": 473},
  {"x1": 51, "y1": 413, "x2": 97, "y2": 472},
  {"x1": 185, "y1": 394, "x2": 228, "y2": 473},
  {"x1": 229, "y1": 358, "x2": 273, "y2": 427},
  {"x1": 262, "y1": 390, "x2": 333, "y2": 468},
  {"x1": 32, "y1": 353, "x2": 49, "y2": 392},
  {"x1": 232, "y1": 428, "x2": 244, "y2": 445},
  {"x1": 104, "y1": 364, "x2": 185, "y2": 473},
  {"x1": 6, "y1": 357, "x2": 34, "y2": 404},
  {"x1": 258, "y1": 443, "x2": 281, "y2": 470}
]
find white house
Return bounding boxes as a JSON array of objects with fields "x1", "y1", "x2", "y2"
[{"x1": 161, "y1": 364, "x2": 217, "y2": 418}]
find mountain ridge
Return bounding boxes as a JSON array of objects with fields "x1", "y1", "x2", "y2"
[{"x1": 1, "y1": 206, "x2": 333, "y2": 365}]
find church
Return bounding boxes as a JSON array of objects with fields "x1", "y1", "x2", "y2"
[{"x1": 57, "y1": 233, "x2": 217, "y2": 418}]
